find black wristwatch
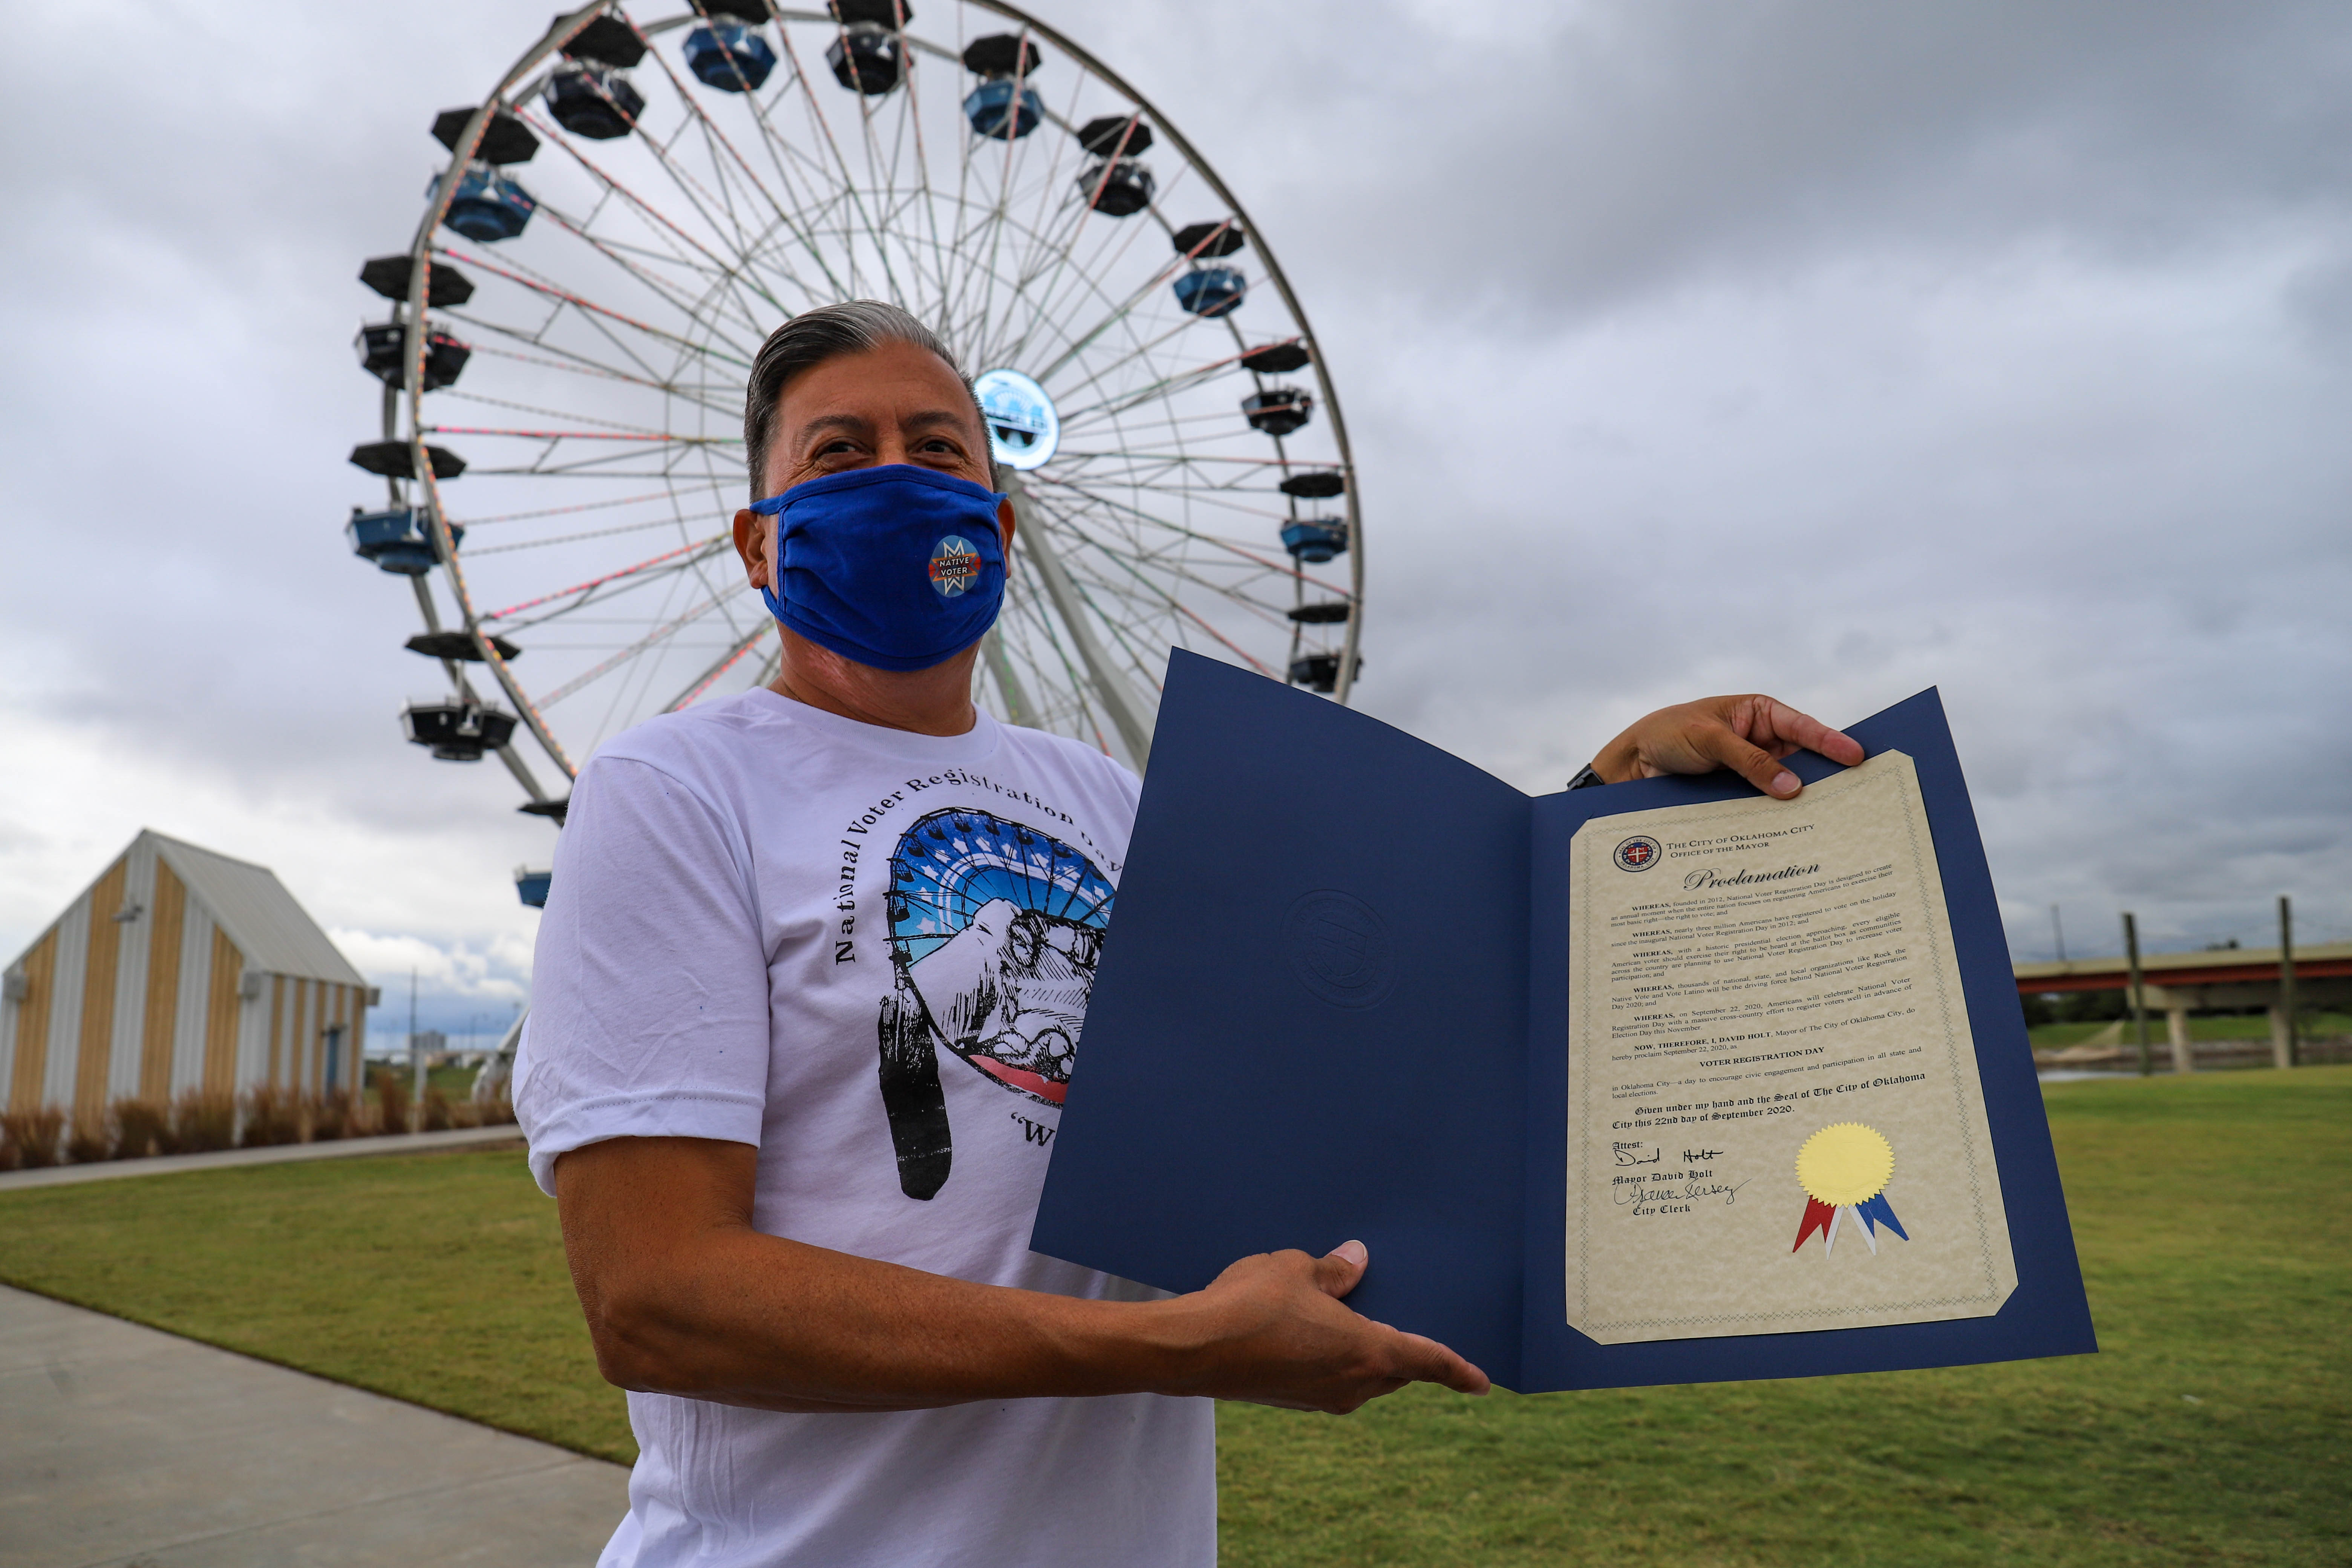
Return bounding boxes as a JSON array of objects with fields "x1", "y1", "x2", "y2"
[{"x1": 1566, "y1": 764, "x2": 1606, "y2": 791}]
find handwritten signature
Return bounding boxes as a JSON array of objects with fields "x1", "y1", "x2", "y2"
[
  {"x1": 1613, "y1": 1178, "x2": 1752, "y2": 1210},
  {"x1": 1612, "y1": 1142, "x2": 1662, "y2": 1167}
]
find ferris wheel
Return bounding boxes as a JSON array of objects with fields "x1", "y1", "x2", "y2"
[{"x1": 347, "y1": 0, "x2": 1363, "y2": 851}]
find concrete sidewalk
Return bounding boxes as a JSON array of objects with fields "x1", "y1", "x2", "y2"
[
  {"x1": 0, "y1": 1284, "x2": 628, "y2": 1568},
  {"x1": 0, "y1": 1125, "x2": 528, "y2": 1193}
]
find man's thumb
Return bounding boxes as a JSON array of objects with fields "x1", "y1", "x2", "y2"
[{"x1": 1316, "y1": 1239, "x2": 1369, "y2": 1298}]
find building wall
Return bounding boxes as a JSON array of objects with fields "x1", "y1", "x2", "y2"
[
  {"x1": 3, "y1": 928, "x2": 61, "y2": 1113},
  {"x1": 37, "y1": 899, "x2": 90, "y2": 1113},
  {"x1": 138, "y1": 852, "x2": 186, "y2": 1100},
  {"x1": 0, "y1": 842, "x2": 366, "y2": 1119}
]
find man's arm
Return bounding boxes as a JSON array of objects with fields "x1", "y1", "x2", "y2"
[
  {"x1": 556, "y1": 1135, "x2": 1489, "y2": 1416},
  {"x1": 1586, "y1": 693, "x2": 1865, "y2": 798}
]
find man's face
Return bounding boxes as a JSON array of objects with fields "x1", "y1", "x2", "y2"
[{"x1": 732, "y1": 338, "x2": 1012, "y2": 599}]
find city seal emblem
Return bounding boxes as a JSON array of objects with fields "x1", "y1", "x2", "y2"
[
  {"x1": 927, "y1": 534, "x2": 982, "y2": 598},
  {"x1": 1613, "y1": 835, "x2": 1662, "y2": 872}
]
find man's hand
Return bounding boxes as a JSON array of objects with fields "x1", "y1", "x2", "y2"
[
  {"x1": 1163, "y1": 1242, "x2": 1489, "y2": 1413},
  {"x1": 1589, "y1": 694, "x2": 1864, "y2": 799}
]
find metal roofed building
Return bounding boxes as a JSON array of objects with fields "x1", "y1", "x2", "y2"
[{"x1": 2, "y1": 831, "x2": 377, "y2": 1121}]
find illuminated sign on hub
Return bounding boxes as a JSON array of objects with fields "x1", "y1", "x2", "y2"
[{"x1": 974, "y1": 368, "x2": 1059, "y2": 471}]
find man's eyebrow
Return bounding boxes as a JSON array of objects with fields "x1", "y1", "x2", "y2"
[
  {"x1": 790, "y1": 409, "x2": 975, "y2": 441},
  {"x1": 792, "y1": 413, "x2": 871, "y2": 441}
]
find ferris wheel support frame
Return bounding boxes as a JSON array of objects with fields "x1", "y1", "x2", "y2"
[
  {"x1": 1008, "y1": 479, "x2": 1157, "y2": 769},
  {"x1": 389, "y1": 0, "x2": 1363, "y2": 798}
]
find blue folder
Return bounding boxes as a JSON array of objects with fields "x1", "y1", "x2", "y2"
[{"x1": 1031, "y1": 651, "x2": 2095, "y2": 1391}]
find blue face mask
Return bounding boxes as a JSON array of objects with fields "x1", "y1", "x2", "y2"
[{"x1": 753, "y1": 464, "x2": 1009, "y2": 672}]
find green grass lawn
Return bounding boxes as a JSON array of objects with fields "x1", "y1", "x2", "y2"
[
  {"x1": 2, "y1": 1072, "x2": 2346, "y2": 1565},
  {"x1": 0, "y1": 1140, "x2": 622, "y2": 1460},
  {"x1": 2027, "y1": 1013, "x2": 2352, "y2": 1049}
]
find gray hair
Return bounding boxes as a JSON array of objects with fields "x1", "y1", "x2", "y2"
[{"x1": 741, "y1": 300, "x2": 994, "y2": 501}]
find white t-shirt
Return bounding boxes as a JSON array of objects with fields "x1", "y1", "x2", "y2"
[{"x1": 516, "y1": 690, "x2": 1215, "y2": 1568}]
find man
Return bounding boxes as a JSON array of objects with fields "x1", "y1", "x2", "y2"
[{"x1": 517, "y1": 300, "x2": 1863, "y2": 1567}]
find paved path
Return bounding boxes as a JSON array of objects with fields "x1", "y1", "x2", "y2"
[
  {"x1": 0, "y1": 1284, "x2": 629, "y2": 1568},
  {"x1": 0, "y1": 1126, "x2": 527, "y2": 1193}
]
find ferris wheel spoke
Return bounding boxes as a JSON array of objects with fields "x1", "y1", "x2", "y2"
[
  {"x1": 969, "y1": 68, "x2": 1090, "y2": 365},
  {"x1": 588, "y1": 574, "x2": 723, "y2": 747},
  {"x1": 1038, "y1": 556, "x2": 1185, "y2": 695},
  {"x1": 1052, "y1": 449, "x2": 1306, "y2": 469},
  {"x1": 1047, "y1": 460, "x2": 1288, "y2": 501},
  {"x1": 991, "y1": 162, "x2": 1204, "y2": 373},
  {"x1": 1071, "y1": 484, "x2": 1289, "y2": 525},
  {"x1": 538, "y1": 592, "x2": 729, "y2": 709},
  {"x1": 1051, "y1": 338, "x2": 1260, "y2": 427},
  {"x1": 459, "y1": 514, "x2": 710, "y2": 556},
  {"x1": 526, "y1": 145, "x2": 783, "y2": 343},
  {"x1": 517, "y1": 131, "x2": 779, "y2": 334},
  {"x1": 1030, "y1": 492, "x2": 1284, "y2": 672},
  {"x1": 1068, "y1": 560, "x2": 1274, "y2": 683},
  {"x1": 462, "y1": 448, "x2": 735, "y2": 480},
  {"x1": 740, "y1": 90, "x2": 895, "y2": 294},
  {"x1": 630, "y1": 39, "x2": 804, "y2": 261},
  {"x1": 663, "y1": 620, "x2": 772, "y2": 712},
  {"x1": 435, "y1": 245, "x2": 755, "y2": 372},
  {"x1": 890, "y1": 24, "x2": 956, "y2": 328},
  {"x1": 989, "y1": 156, "x2": 1181, "y2": 372},
  {"x1": 1030, "y1": 475, "x2": 1350, "y2": 597},
  {"x1": 449, "y1": 482, "x2": 730, "y2": 528},
  {"x1": 535, "y1": 202, "x2": 773, "y2": 350},
  {"x1": 1024, "y1": 285, "x2": 1202, "y2": 414},
  {"x1": 432, "y1": 387, "x2": 684, "y2": 437},
  {"x1": 476, "y1": 534, "x2": 732, "y2": 625},
  {"x1": 449, "y1": 341, "x2": 733, "y2": 416},
  {"x1": 950, "y1": 81, "x2": 1051, "y2": 361},
  {"x1": 433, "y1": 315, "x2": 732, "y2": 414},
  {"x1": 850, "y1": 36, "x2": 929, "y2": 311},
  {"x1": 627, "y1": 30, "x2": 851, "y2": 304},
  {"x1": 1026, "y1": 250, "x2": 1195, "y2": 384},
  {"x1": 889, "y1": 200, "x2": 1056, "y2": 349},
  {"x1": 420, "y1": 424, "x2": 735, "y2": 453},
  {"x1": 765, "y1": 28, "x2": 909, "y2": 305}
]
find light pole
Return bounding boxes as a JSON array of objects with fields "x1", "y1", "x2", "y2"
[
  {"x1": 2279, "y1": 895, "x2": 2298, "y2": 1069},
  {"x1": 407, "y1": 968, "x2": 423, "y2": 1132},
  {"x1": 2122, "y1": 913, "x2": 2151, "y2": 1078}
]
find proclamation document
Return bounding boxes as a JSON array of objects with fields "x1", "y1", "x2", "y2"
[{"x1": 1565, "y1": 752, "x2": 2017, "y2": 1344}]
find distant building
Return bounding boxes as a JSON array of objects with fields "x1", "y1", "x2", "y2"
[{"x1": 1, "y1": 831, "x2": 377, "y2": 1121}]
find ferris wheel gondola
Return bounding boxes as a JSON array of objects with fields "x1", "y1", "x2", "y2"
[{"x1": 346, "y1": 0, "x2": 1365, "y2": 844}]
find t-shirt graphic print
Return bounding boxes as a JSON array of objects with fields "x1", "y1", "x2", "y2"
[{"x1": 877, "y1": 808, "x2": 1115, "y2": 1199}]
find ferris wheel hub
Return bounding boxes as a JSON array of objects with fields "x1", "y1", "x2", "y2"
[{"x1": 973, "y1": 369, "x2": 1059, "y2": 472}]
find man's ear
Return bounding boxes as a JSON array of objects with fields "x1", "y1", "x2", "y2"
[
  {"x1": 731, "y1": 508, "x2": 770, "y2": 590},
  {"x1": 997, "y1": 495, "x2": 1017, "y2": 550}
]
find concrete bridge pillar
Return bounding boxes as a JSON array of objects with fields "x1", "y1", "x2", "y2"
[{"x1": 2167, "y1": 1005, "x2": 2194, "y2": 1074}]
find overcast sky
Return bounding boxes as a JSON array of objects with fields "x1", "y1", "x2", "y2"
[{"x1": 3, "y1": 0, "x2": 2346, "y2": 1040}]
